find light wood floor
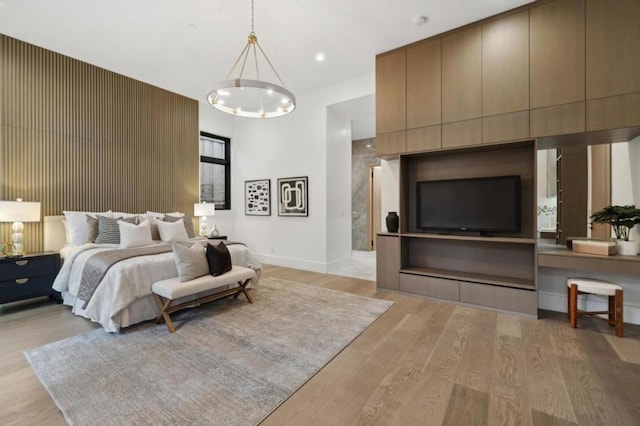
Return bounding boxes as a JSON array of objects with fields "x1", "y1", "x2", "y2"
[{"x1": 1, "y1": 264, "x2": 639, "y2": 425}]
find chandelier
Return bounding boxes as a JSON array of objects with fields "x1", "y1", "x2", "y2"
[{"x1": 207, "y1": 0, "x2": 296, "y2": 118}]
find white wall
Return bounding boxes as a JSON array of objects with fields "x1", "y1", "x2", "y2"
[
  {"x1": 380, "y1": 159, "x2": 400, "y2": 231},
  {"x1": 326, "y1": 106, "x2": 353, "y2": 270},
  {"x1": 198, "y1": 102, "x2": 237, "y2": 238},
  {"x1": 226, "y1": 73, "x2": 375, "y2": 272}
]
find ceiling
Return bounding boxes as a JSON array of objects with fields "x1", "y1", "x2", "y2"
[
  {"x1": 0, "y1": 1, "x2": 533, "y2": 142},
  {"x1": 0, "y1": 0, "x2": 533, "y2": 105}
]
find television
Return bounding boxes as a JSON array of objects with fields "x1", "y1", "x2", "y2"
[{"x1": 417, "y1": 175, "x2": 521, "y2": 234}]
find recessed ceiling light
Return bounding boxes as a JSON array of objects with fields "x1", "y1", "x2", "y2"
[
  {"x1": 315, "y1": 53, "x2": 325, "y2": 62},
  {"x1": 413, "y1": 15, "x2": 428, "y2": 26}
]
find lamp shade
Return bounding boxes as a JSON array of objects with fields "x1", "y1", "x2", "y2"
[
  {"x1": 194, "y1": 202, "x2": 216, "y2": 217},
  {"x1": 0, "y1": 200, "x2": 41, "y2": 222}
]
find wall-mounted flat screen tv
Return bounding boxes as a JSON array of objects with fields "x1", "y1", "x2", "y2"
[{"x1": 417, "y1": 175, "x2": 521, "y2": 234}]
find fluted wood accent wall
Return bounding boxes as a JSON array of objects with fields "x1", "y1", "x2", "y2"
[{"x1": 0, "y1": 35, "x2": 199, "y2": 252}]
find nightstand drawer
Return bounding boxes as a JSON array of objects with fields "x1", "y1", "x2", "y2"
[
  {"x1": 0, "y1": 275, "x2": 57, "y2": 304},
  {"x1": 0, "y1": 256, "x2": 59, "y2": 280}
]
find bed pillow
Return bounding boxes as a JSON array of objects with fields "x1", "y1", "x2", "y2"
[
  {"x1": 119, "y1": 220, "x2": 153, "y2": 249},
  {"x1": 157, "y1": 219, "x2": 190, "y2": 243},
  {"x1": 147, "y1": 211, "x2": 183, "y2": 219},
  {"x1": 173, "y1": 242, "x2": 208, "y2": 282},
  {"x1": 63, "y1": 210, "x2": 113, "y2": 246},
  {"x1": 164, "y1": 214, "x2": 195, "y2": 238},
  {"x1": 206, "y1": 242, "x2": 232, "y2": 276},
  {"x1": 95, "y1": 215, "x2": 136, "y2": 244},
  {"x1": 86, "y1": 215, "x2": 99, "y2": 243},
  {"x1": 146, "y1": 211, "x2": 183, "y2": 240}
]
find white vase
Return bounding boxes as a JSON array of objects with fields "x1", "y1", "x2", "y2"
[{"x1": 616, "y1": 240, "x2": 639, "y2": 256}]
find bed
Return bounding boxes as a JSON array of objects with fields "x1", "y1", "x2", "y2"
[{"x1": 45, "y1": 215, "x2": 261, "y2": 332}]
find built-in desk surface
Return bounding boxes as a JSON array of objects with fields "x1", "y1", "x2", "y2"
[{"x1": 538, "y1": 243, "x2": 640, "y2": 275}]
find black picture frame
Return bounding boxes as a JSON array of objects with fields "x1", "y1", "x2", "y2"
[
  {"x1": 245, "y1": 179, "x2": 271, "y2": 216},
  {"x1": 277, "y1": 176, "x2": 308, "y2": 217}
]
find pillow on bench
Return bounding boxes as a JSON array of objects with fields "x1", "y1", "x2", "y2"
[
  {"x1": 173, "y1": 242, "x2": 209, "y2": 282},
  {"x1": 206, "y1": 242, "x2": 232, "y2": 276}
]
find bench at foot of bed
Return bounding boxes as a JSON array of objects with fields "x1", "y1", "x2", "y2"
[{"x1": 151, "y1": 266, "x2": 256, "y2": 333}]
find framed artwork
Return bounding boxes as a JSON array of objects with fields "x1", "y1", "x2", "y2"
[
  {"x1": 245, "y1": 179, "x2": 271, "y2": 216},
  {"x1": 278, "y1": 176, "x2": 308, "y2": 217}
]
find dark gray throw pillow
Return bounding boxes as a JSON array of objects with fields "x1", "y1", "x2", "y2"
[
  {"x1": 206, "y1": 242, "x2": 232, "y2": 276},
  {"x1": 95, "y1": 215, "x2": 136, "y2": 244}
]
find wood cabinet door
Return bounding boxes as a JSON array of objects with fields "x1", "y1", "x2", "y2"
[
  {"x1": 376, "y1": 235, "x2": 399, "y2": 291},
  {"x1": 442, "y1": 25, "x2": 482, "y2": 123},
  {"x1": 482, "y1": 10, "x2": 529, "y2": 117},
  {"x1": 375, "y1": 131, "x2": 406, "y2": 157},
  {"x1": 406, "y1": 38, "x2": 441, "y2": 129},
  {"x1": 530, "y1": 0, "x2": 585, "y2": 109},
  {"x1": 586, "y1": 0, "x2": 640, "y2": 99},
  {"x1": 376, "y1": 50, "x2": 406, "y2": 134}
]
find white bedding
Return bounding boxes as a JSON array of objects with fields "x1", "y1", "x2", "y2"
[{"x1": 53, "y1": 241, "x2": 261, "y2": 332}]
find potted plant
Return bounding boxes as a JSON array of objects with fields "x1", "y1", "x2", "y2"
[{"x1": 590, "y1": 205, "x2": 640, "y2": 255}]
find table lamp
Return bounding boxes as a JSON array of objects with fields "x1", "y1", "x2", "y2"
[
  {"x1": 193, "y1": 202, "x2": 216, "y2": 237},
  {"x1": 0, "y1": 198, "x2": 41, "y2": 256}
]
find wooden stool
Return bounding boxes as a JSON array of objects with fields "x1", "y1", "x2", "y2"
[{"x1": 566, "y1": 278, "x2": 623, "y2": 337}]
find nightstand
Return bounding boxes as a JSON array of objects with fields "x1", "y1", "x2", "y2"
[
  {"x1": 0, "y1": 251, "x2": 61, "y2": 305},
  {"x1": 207, "y1": 235, "x2": 228, "y2": 240}
]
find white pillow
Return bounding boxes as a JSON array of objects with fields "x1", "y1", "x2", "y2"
[
  {"x1": 173, "y1": 241, "x2": 209, "y2": 282},
  {"x1": 119, "y1": 219, "x2": 153, "y2": 249},
  {"x1": 63, "y1": 210, "x2": 113, "y2": 246},
  {"x1": 156, "y1": 219, "x2": 189, "y2": 243}
]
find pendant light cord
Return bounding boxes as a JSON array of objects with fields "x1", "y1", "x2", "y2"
[{"x1": 251, "y1": 0, "x2": 255, "y2": 34}]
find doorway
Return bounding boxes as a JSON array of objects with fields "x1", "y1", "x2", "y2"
[{"x1": 367, "y1": 165, "x2": 382, "y2": 250}]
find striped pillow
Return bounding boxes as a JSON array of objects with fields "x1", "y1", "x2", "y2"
[
  {"x1": 164, "y1": 214, "x2": 195, "y2": 238},
  {"x1": 95, "y1": 215, "x2": 136, "y2": 244}
]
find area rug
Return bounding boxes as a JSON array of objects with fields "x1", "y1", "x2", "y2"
[{"x1": 25, "y1": 277, "x2": 393, "y2": 426}]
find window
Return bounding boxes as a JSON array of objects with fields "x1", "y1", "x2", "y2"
[{"x1": 199, "y1": 132, "x2": 230, "y2": 210}]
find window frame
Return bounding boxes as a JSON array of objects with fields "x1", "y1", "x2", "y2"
[{"x1": 199, "y1": 131, "x2": 231, "y2": 210}]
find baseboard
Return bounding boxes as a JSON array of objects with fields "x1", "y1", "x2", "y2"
[
  {"x1": 326, "y1": 256, "x2": 353, "y2": 273},
  {"x1": 253, "y1": 254, "x2": 328, "y2": 273},
  {"x1": 538, "y1": 290, "x2": 640, "y2": 325}
]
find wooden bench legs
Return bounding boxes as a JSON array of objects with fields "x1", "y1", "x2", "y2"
[{"x1": 154, "y1": 278, "x2": 254, "y2": 333}]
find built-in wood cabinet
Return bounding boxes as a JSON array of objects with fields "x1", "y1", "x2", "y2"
[
  {"x1": 375, "y1": 130, "x2": 406, "y2": 157},
  {"x1": 442, "y1": 119, "x2": 481, "y2": 149},
  {"x1": 530, "y1": 0, "x2": 586, "y2": 137},
  {"x1": 406, "y1": 125, "x2": 441, "y2": 153},
  {"x1": 442, "y1": 26, "x2": 482, "y2": 124},
  {"x1": 482, "y1": 10, "x2": 529, "y2": 117},
  {"x1": 376, "y1": 234, "x2": 399, "y2": 291},
  {"x1": 586, "y1": 0, "x2": 640, "y2": 100},
  {"x1": 375, "y1": 50, "x2": 406, "y2": 135},
  {"x1": 482, "y1": 110, "x2": 529, "y2": 144},
  {"x1": 586, "y1": 0, "x2": 640, "y2": 131},
  {"x1": 530, "y1": 0, "x2": 585, "y2": 109},
  {"x1": 376, "y1": 140, "x2": 538, "y2": 317},
  {"x1": 375, "y1": 0, "x2": 640, "y2": 156},
  {"x1": 406, "y1": 38, "x2": 441, "y2": 129}
]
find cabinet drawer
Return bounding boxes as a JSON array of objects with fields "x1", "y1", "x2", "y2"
[
  {"x1": 0, "y1": 256, "x2": 59, "y2": 280},
  {"x1": 399, "y1": 274, "x2": 459, "y2": 301},
  {"x1": 0, "y1": 275, "x2": 56, "y2": 304},
  {"x1": 459, "y1": 282, "x2": 537, "y2": 316}
]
